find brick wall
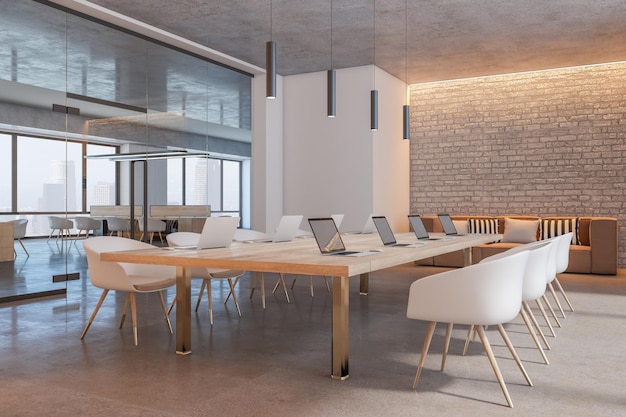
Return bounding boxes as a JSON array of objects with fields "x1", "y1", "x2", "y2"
[{"x1": 409, "y1": 62, "x2": 626, "y2": 269}]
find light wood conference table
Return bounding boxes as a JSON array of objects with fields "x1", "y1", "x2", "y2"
[{"x1": 101, "y1": 231, "x2": 501, "y2": 380}]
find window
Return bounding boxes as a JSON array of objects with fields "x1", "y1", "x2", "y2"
[
  {"x1": 0, "y1": 134, "x2": 11, "y2": 212},
  {"x1": 86, "y1": 144, "x2": 117, "y2": 209}
]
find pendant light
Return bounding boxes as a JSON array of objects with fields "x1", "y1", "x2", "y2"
[
  {"x1": 266, "y1": 0, "x2": 276, "y2": 99},
  {"x1": 402, "y1": 0, "x2": 410, "y2": 140},
  {"x1": 371, "y1": 0, "x2": 378, "y2": 131},
  {"x1": 327, "y1": 0, "x2": 336, "y2": 118}
]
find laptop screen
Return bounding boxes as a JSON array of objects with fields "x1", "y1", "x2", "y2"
[
  {"x1": 197, "y1": 216, "x2": 239, "y2": 249},
  {"x1": 372, "y1": 216, "x2": 397, "y2": 245},
  {"x1": 408, "y1": 215, "x2": 430, "y2": 239},
  {"x1": 437, "y1": 213, "x2": 458, "y2": 235},
  {"x1": 308, "y1": 218, "x2": 347, "y2": 254}
]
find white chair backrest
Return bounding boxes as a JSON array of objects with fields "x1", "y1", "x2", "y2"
[
  {"x1": 75, "y1": 216, "x2": 101, "y2": 230},
  {"x1": 10, "y1": 219, "x2": 28, "y2": 239},
  {"x1": 138, "y1": 218, "x2": 166, "y2": 232},
  {"x1": 554, "y1": 232, "x2": 573, "y2": 274},
  {"x1": 83, "y1": 237, "x2": 171, "y2": 292},
  {"x1": 478, "y1": 240, "x2": 553, "y2": 302},
  {"x1": 106, "y1": 217, "x2": 131, "y2": 231},
  {"x1": 407, "y1": 251, "x2": 529, "y2": 326},
  {"x1": 166, "y1": 232, "x2": 200, "y2": 247},
  {"x1": 49, "y1": 216, "x2": 73, "y2": 229},
  {"x1": 233, "y1": 228, "x2": 272, "y2": 242}
]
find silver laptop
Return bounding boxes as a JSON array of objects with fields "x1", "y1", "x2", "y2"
[
  {"x1": 372, "y1": 216, "x2": 423, "y2": 247},
  {"x1": 437, "y1": 213, "x2": 465, "y2": 236},
  {"x1": 360, "y1": 214, "x2": 378, "y2": 234},
  {"x1": 408, "y1": 214, "x2": 442, "y2": 240},
  {"x1": 309, "y1": 218, "x2": 376, "y2": 257},
  {"x1": 248, "y1": 215, "x2": 303, "y2": 243},
  {"x1": 175, "y1": 216, "x2": 239, "y2": 249}
]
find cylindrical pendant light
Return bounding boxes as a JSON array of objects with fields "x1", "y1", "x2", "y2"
[
  {"x1": 402, "y1": 0, "x2": 410, "y2": 140},
  {"x1": 371, "y1": 90, "x2": 378, "y2": 131},
  {"x1": 328, "y1": 69, "x2": 336, "y2": 118},
  {"x1": 403, "y1": 104, "x2": 410, "y2": 140},
  {"x1": 266, "y1": 40, "x2": 276, "y2": 99},
  {"x1": 370, "y1": 0, "x2": 377, "y2": 131}
]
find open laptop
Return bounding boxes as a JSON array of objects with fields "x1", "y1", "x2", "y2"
[
  {"x1": 408, "y1": 214, "x2": 442, "y2": 241},
  {"x1": 247, "y1": 215, "x2": 303, "y2": 243},
  {"x1": 174, "y1": 216, "x2": 239, "y2": 249},
  {"x1": 309, "y1": 218, "x2": 376, "y2": 256},
  {"x1": 372, "y1": 216, "x2": 423, "y2": 247},
  {"x1": 360, "y1": 214, "x2": 378, "y2": 234},
  {"x1": 437, "y1": 213, "x2": 465, "y2": 236}
]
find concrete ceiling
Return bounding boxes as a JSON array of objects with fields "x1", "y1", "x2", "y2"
[{"x1": 84, "y1": 0, "x2": 626, "y2": 84}]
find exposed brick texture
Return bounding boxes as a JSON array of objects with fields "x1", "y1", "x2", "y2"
[{"x1": 409, "y1": 62, "x2": 626, "y2": 269}]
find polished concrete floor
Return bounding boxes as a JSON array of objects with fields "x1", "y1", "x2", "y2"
[{"x1": 1, "y1": 238, "x2": 625, "y2": 416}]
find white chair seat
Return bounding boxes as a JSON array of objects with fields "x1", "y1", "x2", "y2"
[{"x1": 81, "y1": 236, "x2": 176, "y2": 346}]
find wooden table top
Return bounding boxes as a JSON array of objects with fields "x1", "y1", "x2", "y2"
[{"x1": 101, "y1": 232, "x2": 502, "y2": 277}]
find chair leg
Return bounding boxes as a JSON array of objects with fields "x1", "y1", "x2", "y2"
[
  {"x1": 441, "y1": 323, "x2": 453, "y2": 371},
  {"x1": 272, "y1": 273, "x2": 290, "y2": 303},
  {"x1": 226, "y1": 278, "x2": 242, "y2": 317},
  {"x1": 462, "y1": 325, "x2": 474, "y2": 356},
  {"x1": 548, "y1": 282, "x2": 566, "y2": 319},
  {"x1": 496, "y1": 324, "x2": 533, "y2": 387},
  {"x1": 535, "y1": 298, "x2": 557, "y2": 336},
  {"x1": 519, "y1": 307, "x2": 550, "y2": 364},
  {"x1": 167, "y1": 297, "x2": 176, "y2": 315},
  {"x1": 119, "y1": 293, "x2": 130, "y2": 329},
  {"x1": 207, "y1": 279, "x2": 214, "y2": 326},
  {"x1": 542, "y1": 294, "x2": 562, "y2": 328},
  {"x1": 553, "y1": 277, "x2": 574, "y2": 312},
  {"x1": 18, "y1": 240, "x2": 29, "y2": 257},
  {"x1": 475, "y1": 325, "x2": 514, "y2": 408},
  {"x1": 158, "y1": 291, "x2": 173, "y2": 335},
  {"x1": 80, "y1": 289, "x2": 109, "y2": 340},
  {"x1": 196, "y1": 279, "x2": 208, "y2": 312},
  {"x1": 523, "y1": 301, "x2": 551, "y2": 350},
  {"x1": 412, "y1": 321, "x2": 437, "y2": 390},
  {"x1": 324, "y1": 276, "x2": 330, "y2": 293},
  {"x1": 129, "y1": 293, "x2": 138, "y2": 346},
  {"x1": 249, "y1": 272, "x2": 266, "y2": 309}
]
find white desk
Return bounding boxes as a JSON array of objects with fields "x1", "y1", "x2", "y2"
[{"x1": 101, "y1": 232, "x2": 501, "y2": 379}]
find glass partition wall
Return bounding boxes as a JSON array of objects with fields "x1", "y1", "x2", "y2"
[{"x1": 0, "y1": 0, "x2": 252, "y2": 301}]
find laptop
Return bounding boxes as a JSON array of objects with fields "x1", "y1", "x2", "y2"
[
  {"x1": 437, "y1": 213, "x2": 465, "y2": 236},
  {"x1": 372, "y1": 216, "x2": 423, "y2": 247},
  {"x1": 408, "y1": 214, "x2": 442, "y2": 241},
  {"x1": 309, "y1": 218, "x2": 376, "y2": 257},
  {"x1": 360, "y1": 214, "x2": 378, "y2": 234},
  {"x1": 248, "y1": 215, "x2": 303, "y2": 243},
  {"x1": 174, "y1": 216, "x2": 239, "y2": 249}
]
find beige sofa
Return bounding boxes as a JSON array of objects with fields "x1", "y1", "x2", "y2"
[{"x1": 417, "y1": 215, "x2": 618, "y2": 275}]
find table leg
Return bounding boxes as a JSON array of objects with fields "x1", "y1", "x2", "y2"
[
  {"x1": 331, "y1": 275, "x2": 350, "y2": 380},
  {"x1": 359, "y1": 273, "x2": 369, "y2": 295},
  {"x1": 175, "y1": 266, "x2": 192, "y2": 355}
]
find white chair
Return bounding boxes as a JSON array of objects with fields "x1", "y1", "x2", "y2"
[
  {"x1": 550, "y1": 232, "x2": 575, "y2": 314},
  {"x1": 166, "y1": 232, "x2": 244, "y2": 325},
  {"x1": 10, "y1": 219, "x2": 29, "y2": 257},
  {"x1": 407, "y1": 251, "x2": 531, "y2": 408},
  {"x1": 81, "y1": 237, "x2": 176, "y2": 346},
  {"x1": 469, "y1": 240, "x2": 555, "y2": 365},
  {"x1": 47, "y1": 216, "x2": 74, "y2": 242},
  {"x1": 73, "y1": 217, "x2": 102, "y2": 244},
  {"x1": 106, "y1": 216, "x2": 131, "y2": 238},
  {"x1": 138, "y1": 217, "x2": 167, "y2": 244}
]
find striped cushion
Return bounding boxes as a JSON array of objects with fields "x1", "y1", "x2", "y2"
[
  {"x1": 541, "y1": 218, "x2": 580, "y2": 245},
  {"x1": 468, "y1": 218, "x2": 499, "y2": 234}
]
